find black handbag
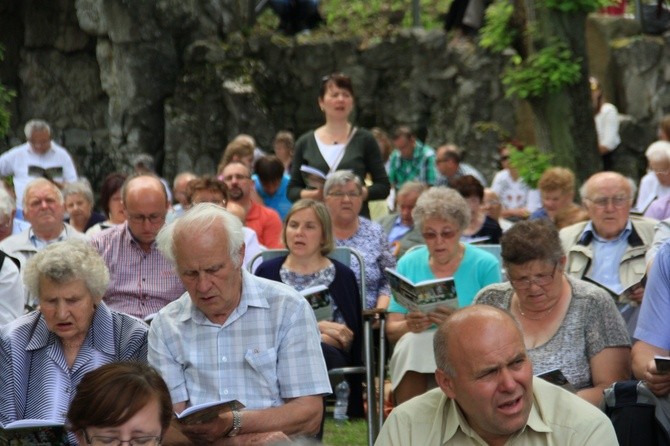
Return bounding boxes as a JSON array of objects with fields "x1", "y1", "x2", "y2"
[{"x1": 641, "y1": 0, "x2": 670, "y2": 35}]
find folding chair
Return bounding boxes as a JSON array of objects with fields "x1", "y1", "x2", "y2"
[{"x1": 249, "y1": 247, "x2": 385, "y2": 445}]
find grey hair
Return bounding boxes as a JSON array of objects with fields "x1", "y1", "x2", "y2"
[
  {"x1": 24, "y1": 119, "x2": 51, "y2": 139},
  {"x1": 412, "y1": 186, "x2": 470, "y2": 232},
  {"x1": 579, "y1": 171, "x2": 635, "y2": 202},
  {"x1": 23, "y1": 239, "x2": 110, "y2": 299},
  {"x1": 132, "y1": 153, "x2": 155, "y2": 172},
  {"x1": 23, "y1": 178, "x2": 64, "y2": 210},
  {"x1": 0, "y1": 187, "x2": 15, "y2": 217},
  {"x1": 157, "y1": 203, "x2": 245, "y2": 268},
  {"x1": 396, "y1": 181, "x2": 427, "y2": 198},
  {"x1": 62, "y1": 180, "x2": 94, "y2": 205},
  {"x1": 645, "y1": 140, "x2": 670, "y2": 164},
  {"x1": 323, "y1": 170, "x2": 362, "y2": 196}
]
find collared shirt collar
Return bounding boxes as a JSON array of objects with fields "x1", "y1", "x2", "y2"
[
  {"x1": 122, "y1": 221, "x2": 158, "y2": 250},
  {"x1": 443, "y1": 388, "x2": 551, "y2": 444},
  {"x1": 579, "y1": 220, "x2": 632, "y2": 245},
  {"x1": 29, "y1": 226, "x2": 67, "y2": 248},
  {"x1": 25, "y1": 302, "x2": 117, "y2": 356},
  {"x1": 181, "y1": 270, "x2": 271, "y2": 325}
]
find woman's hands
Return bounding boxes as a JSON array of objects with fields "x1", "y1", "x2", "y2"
[{"x1": 318, "y1": 321, "x2": 354, "y2": 351}]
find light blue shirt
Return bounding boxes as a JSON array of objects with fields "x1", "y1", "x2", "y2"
[
  {"x1": 583, "y1": 221, "x2": 632, "y2": 294},
  {"x1": 148, "y1": 270, "x2": 331, "y2": 409},
  {"x1": 387, "y1": 216, "x2": 412, "y2": 243}
]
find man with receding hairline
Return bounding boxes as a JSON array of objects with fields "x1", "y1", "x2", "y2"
[
  {"x1": 376, "y1": 305, "x2": 617, "y2": 445},
  {"x1": 90, "y1": 174, "x2": 184, "y2": 319}
]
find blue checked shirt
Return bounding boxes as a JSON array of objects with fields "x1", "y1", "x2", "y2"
[{"x1": 148, "y1": 270, "x2": 331, "y2": 409}]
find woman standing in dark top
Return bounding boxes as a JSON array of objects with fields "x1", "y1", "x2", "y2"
[{"x1": 288, "y1": 73, "x2": 390, "y2": 218}]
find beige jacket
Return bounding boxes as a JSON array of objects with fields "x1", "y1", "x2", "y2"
[{"x1": 559, "y1": 217, "x2": 656, "y2": 299}]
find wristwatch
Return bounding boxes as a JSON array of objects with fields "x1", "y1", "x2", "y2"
[{"x1": 227, "y1": 410, "x2": 242, "y2": 437}]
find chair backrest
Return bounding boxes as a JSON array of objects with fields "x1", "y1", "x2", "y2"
[
  {"x1": 248, "y1": 247, "x2": 353, "y2": 272},
  {"x1": 477, "y1": 244, "x2": 502, "y2": 266}
]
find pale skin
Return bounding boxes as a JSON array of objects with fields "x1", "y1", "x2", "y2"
[
  {"x1": 300, "y1": 83, "x2": 368, "y2": 201},
  {"x1": 632, "y1": 341, "x2": 670, "y2": 397},
  {"x1": 386, "y1": 218, "x2": 463, "y2": 404},
  {"x1": 508, "y1": 258, "x2": 631, "y2": 406},
  {"x1": 163, "y1": 222, "x2": 323, "y2": 444}
]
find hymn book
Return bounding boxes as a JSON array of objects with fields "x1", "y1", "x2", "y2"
[
  {"x1": 176, "y1": 400, "x2": 245, "y2": 425},
  {"x1": 536, "y1": 369, "x2": 577, "y2": 393},
  {"x1": 0, "y1": 419, "x2": 67, "y2": 445},
  {"x1": 301, "y1": 285, "x2": 332, "y2": 322},
  {"x1": 385, "y1": 268, "x2": 457, "y2": 313}
]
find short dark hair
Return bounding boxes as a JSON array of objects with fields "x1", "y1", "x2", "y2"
[
  {"x1": 185, "y1": 176, "x2": 227, "y2": 205},
  {"x1": 99, "y1": 173, "x2": 127, "y2": 217},
  {"x1": 67, "y1": 362, "x2": 173, "y2": 435},
  {"x1": 273, "y1": 131, "x2": 295, "y2": 150},
  {"x1": 500, "y1": 219, "x2": 564, "y2": 268},
  {"x1": 393, "y1": 125, "x2": 414, "y2": 139},
  {"x1": 451, "y1": 175, "x2": 484, "y2": 201},
  {"x1": 319, "y1": 73, "x2": 354, "y2": 99},
  {"x1": 254, "y1": 156, "x2": 285, "y2": 184}
]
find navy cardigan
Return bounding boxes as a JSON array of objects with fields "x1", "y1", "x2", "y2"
[{"x1": 255, "y1": 255, "x2": 364, "y2": 367}]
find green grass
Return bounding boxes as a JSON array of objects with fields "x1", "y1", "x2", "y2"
[
  {"x1": 252, "y1": 0, "x2": 452, "y2": 39},
  {"x1": 323, "y1": 418, "x2": 369, "y2": 446}
]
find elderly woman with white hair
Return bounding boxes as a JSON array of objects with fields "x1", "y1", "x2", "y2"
[
  {"x1": 323, "y1": 170, "x2": 396, "y2": 311},
  {"x1": 385, "y1": 187, "x2": 501, "y2": 405},
  {"x1": 63, "y1": 180, "x2": 105, "y2": 233},
  {"x1": 0, "y1": 185, "x2": 30, "y2": 242},
  {"x1": 0, "y1": 239, "x2": 148, "y2": 426}
]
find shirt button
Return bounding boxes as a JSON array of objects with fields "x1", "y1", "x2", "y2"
[
  {"x1": 223, "y1": 389, "x2": 229, "y2": 395},
  {"x1": 222, "y1": 356, "x2": 227, "y2": 362}
]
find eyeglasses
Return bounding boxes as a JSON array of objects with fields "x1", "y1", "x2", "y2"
[
  {"x1": 586, "y1": 195, "x2": 630, "y2": 209},
  {"x1": 422, "y1": 229, "x2": 458, "y2": 241},
  {"x1": 500, "y1": 155, "x2": 510, "y2": 161},
  {"x1": 83, "y1": 430, "x2": 162, "y2": 446},
  {"x1": 327, "y1": 191, "x2": 362, "y2": 199},
  {"x1": 127, "y1": 213, "x2": 166, "y2": 224},
  {"x1": 221, "y1": 174, "x2": 250, "y2": 182},
  {"x1": 654, "y1": 169, "x2": 670, "y2": 176},
  {"x1": 509, "y1": 262, "x2": 558, "y2": 290}
]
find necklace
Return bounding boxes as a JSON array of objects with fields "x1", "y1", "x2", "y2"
[{"x1": 516, "y1": 298, "x2": 559, "y2": 321}]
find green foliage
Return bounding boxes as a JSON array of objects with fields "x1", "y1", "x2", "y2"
[
  {"x1": 254, "y1": 0, "x2": 451, "y2": 38},
  {"x1": 508, "y1": 144, "x2": 554, "y2": 189},
  {"x1": 0, "y1": 46, "x2": 15, "y2": 139},
  {"x1": 543, "y1": 0, "x2": 614, "y2": 14},
  {"x1": 479, "y1": 1, "x2": 515, "y2": 52},
  {"x1": 502, "y1": 42, "x2": 582, "y2": 99}
]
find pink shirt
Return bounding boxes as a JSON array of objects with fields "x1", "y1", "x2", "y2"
[{"x1": 90, "y1": 223, "x2": 185, "y2": 319}]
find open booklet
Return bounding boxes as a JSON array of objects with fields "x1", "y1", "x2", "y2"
[
  {"x1": 385, "y1": 268, "x2": 457, "y2": 313},
  {"x1": 301, "y1": 285, "x2": 332, "y2": 322},
  {"x1": 300, "y1": 165, "x2": 328, "y2": 189},
  {"x1": 176, "y1": 400, "x2": 245, "y2": 425},
  {"x1": 0, "y1": 419, "x2": 68, "y2": 445},
  {"x1": 582, "y1": 274, "x2": 646, "y2": 304},
  {"x1": 655, "y1": 355, "x2": 670, "y2": 373},
  {"x1": 536, "y1": 368, "x2": 577, "y2": 393}
]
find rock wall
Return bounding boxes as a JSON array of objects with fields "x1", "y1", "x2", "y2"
[{"x1": 0, "y1": 1, "x2": 668, "y2": 191}]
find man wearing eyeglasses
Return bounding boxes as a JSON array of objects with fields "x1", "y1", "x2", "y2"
[
  {"x1": 90, "y1": 174, "x2": 185, "y2": 319},
  {"x1": 559, "y1": 171, "x2": 656, "y2": 335},
  {"x1": 220, "y1": 162, "x2": 283, "y2": 249}
]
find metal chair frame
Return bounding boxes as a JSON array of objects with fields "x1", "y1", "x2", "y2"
[{"x1": 249, "y1": 246, "x2": 385, "y2": 445}]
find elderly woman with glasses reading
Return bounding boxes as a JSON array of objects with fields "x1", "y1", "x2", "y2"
[
  {"x1": 385, "y1": 187, "x2": 501, "y2": 405},
  {"x1": 475, "y1": 220, "x2": 631, "y2": 406}
]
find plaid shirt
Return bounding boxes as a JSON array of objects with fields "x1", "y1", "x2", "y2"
[
  {"x1": 148, "y1": 271, "x2": 331, "y2": 408},
  {"x1": 388, "y1": 141, "x2": 436, "y2": 187},
  {"x1": 90, "y1": 223, "x2": 185, "y2": 319}
]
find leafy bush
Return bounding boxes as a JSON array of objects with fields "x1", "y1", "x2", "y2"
[{"x1": 508, "y1": 144, "x2": 554, "y2": 189}]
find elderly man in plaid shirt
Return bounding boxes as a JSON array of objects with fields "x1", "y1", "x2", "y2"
[
  {"x1": 149, "y1": 203, "x2": 331, "y2": 444},
  {"x1": 388, "y1": 126, "x2": 437, "y2": 189}
]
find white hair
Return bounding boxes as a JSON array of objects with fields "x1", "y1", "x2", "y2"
[
  {"x1": 24, "y1": 119, "x2": 51, "y2": 139},
  {"x1": 23, "y1": 178, "x2": 64, "y2": 209},
  {"x1": 645, "y1": 141, "x2": 670, "y2": 164},
  {"x1": 156, "y1": 203, "x2": 245, "y2": 268},
  {"x1": 0, "y1": 187, "x2": 15, "y2": 217}
]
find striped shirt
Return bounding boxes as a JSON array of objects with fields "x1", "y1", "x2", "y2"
[
  {"x1": 0, "y1": 302, "x2": 148, "y2": 425},
  {"x1": 90, "y1": 222, "x2": 185, "y2": 319},
  {"x1": 148, "y1": 270, "x2": 331, "y2": 409}
]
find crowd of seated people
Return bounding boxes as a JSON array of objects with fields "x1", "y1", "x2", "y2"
[{"x1": 5, "y1": 102, "x2": 670, "y2": 445}]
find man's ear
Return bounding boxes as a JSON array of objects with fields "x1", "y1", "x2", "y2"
[{"x1": 435, "y1": 368, "x2": 456, "y2": 399}]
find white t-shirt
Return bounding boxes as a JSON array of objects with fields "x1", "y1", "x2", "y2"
[{"x1": 0, "y1": 141, "x2": 78, "y2": 211}]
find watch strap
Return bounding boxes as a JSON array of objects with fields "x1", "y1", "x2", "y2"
[{"x1": 227, "y1": 410, "x2": 242, "y2": 437}]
